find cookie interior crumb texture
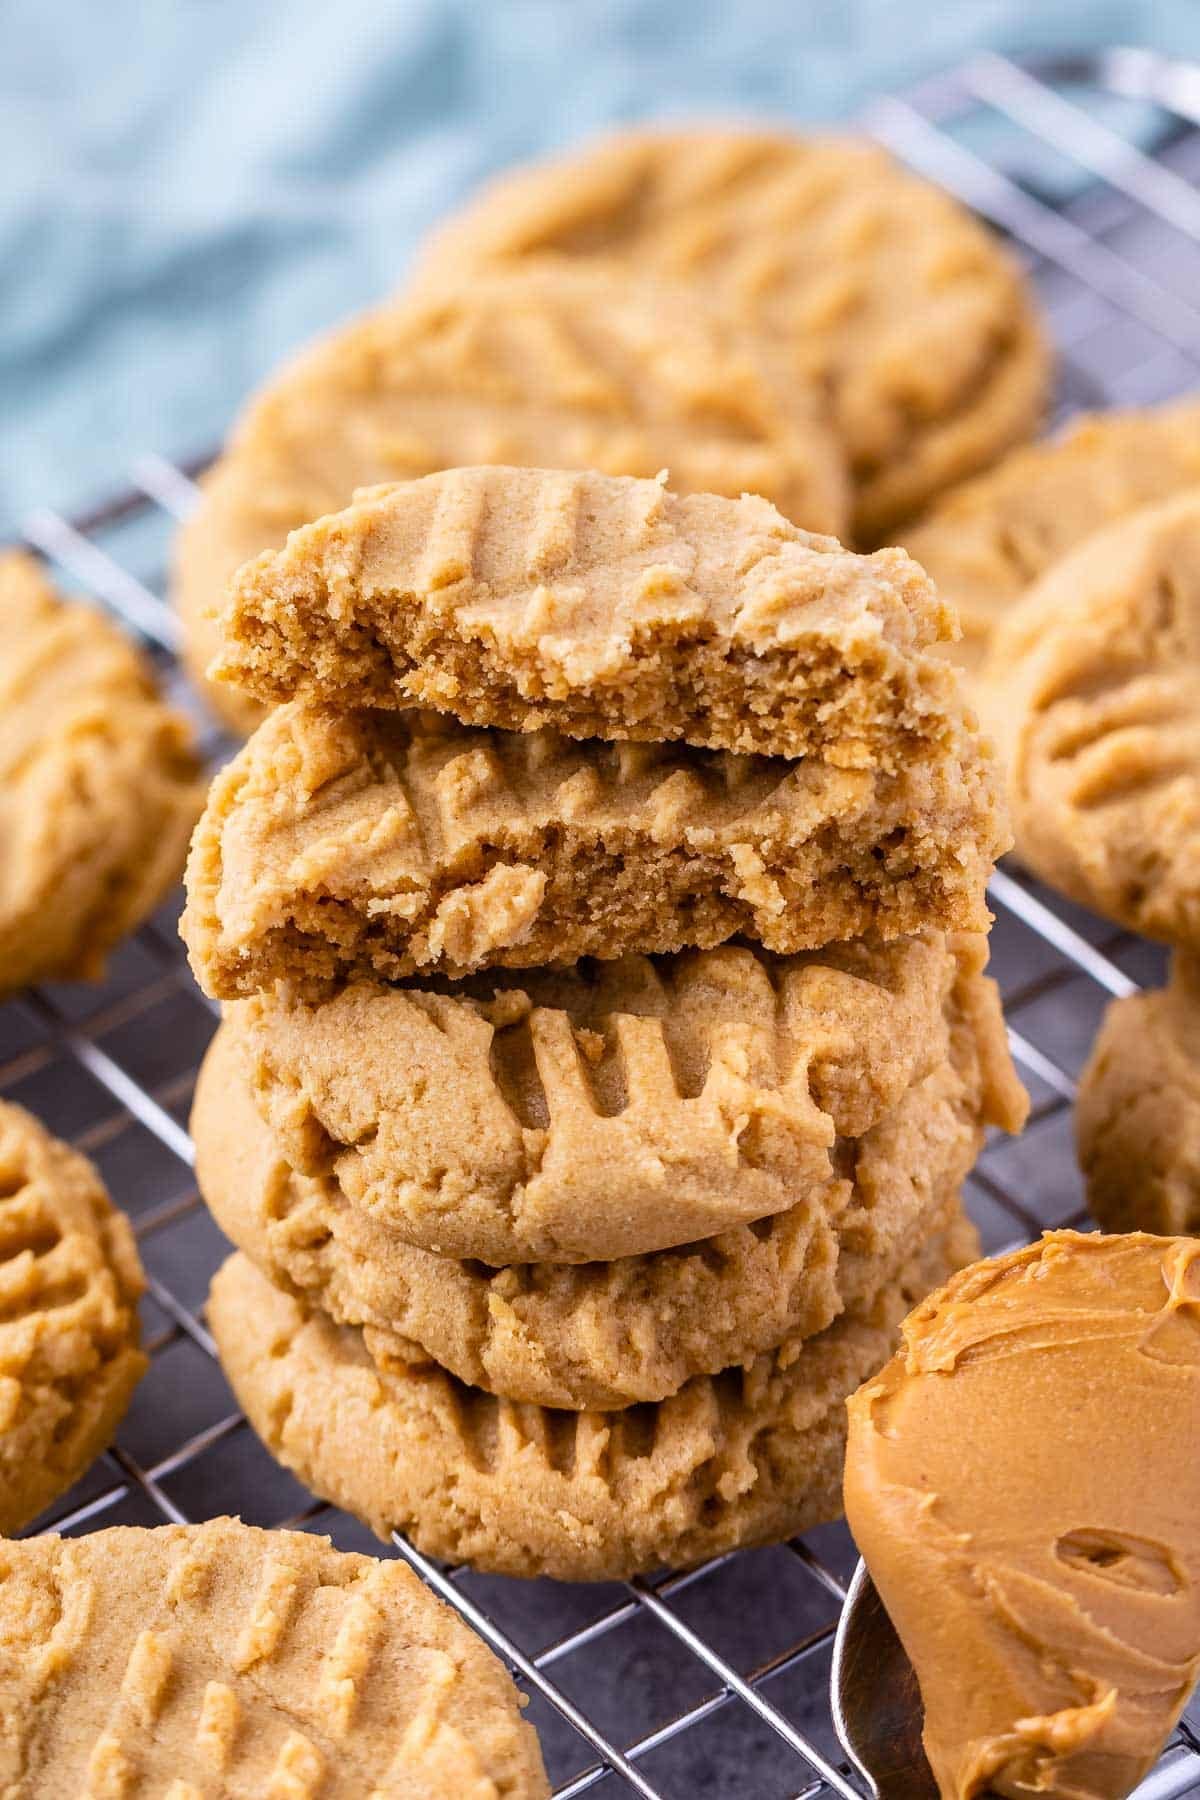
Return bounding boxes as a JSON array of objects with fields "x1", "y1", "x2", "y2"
[
  {"x1": 0, "y1": 1099, "x2": 146, "y2": 1535},
  {"x1": 213, "y1": 467, "x2": 963, "y2": 761},
  {"x1": 0, "y1": 1516, "x2": 549, "y2": 1797},
  {"x1": 0, "y1": 552, "x2": 205, "y2": 991},
  {"x1": 181, "y1": 701, "x2": 1006, "y2": 997},
  {"x1": 415, "y1": 126, "x2": 1050, "y2": 537}
]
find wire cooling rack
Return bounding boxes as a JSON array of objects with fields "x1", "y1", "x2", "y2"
[{"x1": 7, "y1": 45, "x2": 1200, "y2": 1800}]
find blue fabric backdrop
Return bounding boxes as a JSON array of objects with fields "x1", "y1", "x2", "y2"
[{"x1": 4, "y1": 0, "x2": 1200, "y2": 529}]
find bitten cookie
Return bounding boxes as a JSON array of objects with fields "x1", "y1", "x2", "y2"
[
  {"x1": 0, "y1": 1100, "x2": 146, "y2": 1534},
  {"x1": 174, "y1": 263, "x2": 848, "y2": 732},
  {"x1": 0, "y1": 553, "x2": 205, "y2": 992},
  {"x1": 181, "y1": 702, "x2": 1005, "y2": 997},
  {"x1": 209, "y1": 1219, "x2": 977, "y2": 1581},
  {"x1": 194, "y1": 941, "x2": 1022, "y2": 1407},
  {"x1": 898, "y1": 398, "x2": 1200, "y2": 685},
  {"x1": 0, "y1": 1517, "x2": 549, "y2": 1797},
  {"x1": 1077, "y1": 953, "x2": 1200, "y2": 1236},
  {"x1": 981, "y1": 491, "x2": 1200, "y2": 946},
  {"x1": 416, "y1": 126, "x2": 1049, "y2": 538},
  {"x1": 213, "y1": 467, "x2": 962, "y2": 761}
]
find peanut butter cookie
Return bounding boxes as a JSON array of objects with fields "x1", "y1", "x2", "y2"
[
  {"x1": 1077, "y1": 952, "x2": 1200, "y2": 1236},
  {"x1": 0, "y1": 554, "x2": 205, "y2": 992},
  {"x1": 0, "y1": 1099, "x2": 146, "y2": 1534},
  {"x1": 214, "y1": 467, "x2": 960, "y2": 761},
  {"x1": 416, "y1": 127, "x2": 1050, "y2": 538},
  {"x1": 899, "y1": 398, "x2": 1200, "y2": 685},
  {"x1": 194, "y1": 945, "x2": 1021, "y2": 1406},
  {"x1": 181, "y1": 702, "x2": 1005, "y2": 998},
  {"x1": 0, "y1": 1516, "x2": 548, "y2": 1797},
  {"x1": 175, "y1": 263, "x2": 848, "y2": 731},
  {"x1": 981, "y1": 491, "x2": 1200, "y2": 946},
  {"x1": 214, "y1": 933, "x2": 1017, "y2": 1266},
  {"x1": 209, "y1": 1217, "x2": 977, "y2": 1580}
]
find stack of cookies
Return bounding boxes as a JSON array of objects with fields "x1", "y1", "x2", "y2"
[{"x1": 182, "y1": 466, "x2": 1026, "y2": 1580}]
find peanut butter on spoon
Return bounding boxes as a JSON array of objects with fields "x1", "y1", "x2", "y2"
[{"x1": 844, "y1": 1231, "x2": 1200, "y2": 1800}]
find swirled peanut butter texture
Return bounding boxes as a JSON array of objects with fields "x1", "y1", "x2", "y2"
[{"x1": 844, "y1": 1232, "x2": 1200, "y2": 1800}]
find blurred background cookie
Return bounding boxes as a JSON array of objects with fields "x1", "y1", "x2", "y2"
[
  {"x1": 1077, "y1": 952, "x2": 1200, "y2": 1236},
  {"x1": 0, "y1": 553, "x2": 205, "y2": 993},
  {"x1": 416, "y1": 126, "x2": 1050, "y2": 540},
  {"x1": 981, "y1": 491, "x2": 1200, "y2": 948},
  {"x1": 898, "y1": 398, "x2": 1200, "y2": 690}
]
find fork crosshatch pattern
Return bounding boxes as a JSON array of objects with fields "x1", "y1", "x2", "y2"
[{"x1": 6, "y1": 48, "x2": 1200, "y2": 1800}]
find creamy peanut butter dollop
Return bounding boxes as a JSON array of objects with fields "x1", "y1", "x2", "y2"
[{"x1": 844, "y1": 1231, "x2": 1200, "y2": 1800}]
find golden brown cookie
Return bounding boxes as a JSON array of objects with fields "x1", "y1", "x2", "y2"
[
  {"x1": 981, "y1": 492, "x2": 1200, "y2": 946},
  {"x1": 0, "y1": 553, "x2": 205, "y2": 992},
  {"x1": 209, "y1": 1216, "x2": 977, "y2": 1580},
  {"x1": 214, "y1": 467, "x2": 962, "y2": 760},
  {"x1": 181, "y1": 701, "x2": 1005, "y2": 998},
  {"x1": 216, "y1": 933, "x2": 1019, "y2": 1268},
  {"x1": 416, "y1": 127, "x2": 1050, "y2": 539},
  {"x1": 194, "y1": 943, "x2": 1020, "y2": 1408},
  {"x1": 0, "y1": 1516, "x2": 549, "y2": 1797},
  {"x1": 898, "y1": 398, "x2": 1200, "y2": 685},
  {"x1": 0, "y1": 1099, "x2": 146, "y2": 1534},
  {"x1": 174, "y1": 262, "x2": 849, "y2": 731},
  {"x1": 1076, "y1": 953, "x2": 1200, "y2": 1236}
]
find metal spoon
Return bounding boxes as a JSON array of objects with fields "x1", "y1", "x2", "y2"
[
  {"x1": 831, "y1": 1559, "x2": 1200, "y2": 1800},
  {"x1": 831, "y1": 1559, "x2": 936, "y2": 1800}
]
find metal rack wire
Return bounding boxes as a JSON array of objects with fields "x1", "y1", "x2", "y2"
[{"x1": 7, "y1": 46, "x2": 1200, "y2": 1800}]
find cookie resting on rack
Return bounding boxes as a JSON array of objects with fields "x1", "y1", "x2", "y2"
[
  {"x1": 1077, "y1": 950, "x2": 1200, "y2": 1236},
  {"x1": 213, "y1": 466, "x2": 962, "y2": 762},
  {"x1": 0, "y1": 553, "x2": 205, "y2": 994},
  {"x1": 415, "y1": 126, "x2": 1050, "y2": 538},
  {"x1": 898, "y1": 396, "x2": 1200, "y2": 687},
  {"x1": 181, "y1": 701, "x2": 1005, "y2": 997},
  {"x1": 0, "y1": 1099, "x2": 146, "y2": 1535},
  {"x1": 173, "y1": 261, "x2": 849, "y2": 733},
  {"x1": 209, "y1": 1218, "x2": 977, "y2": 1582},
  {"x1": 194, "y1": 943, "x2": 1022, "y2": 1408},
  {"x1": 0, "y1": 1517, "x2": 549, "y2": 1798},
  {"x1": 981, "y1": 491, "x2": 1200, "y2": 948}
]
